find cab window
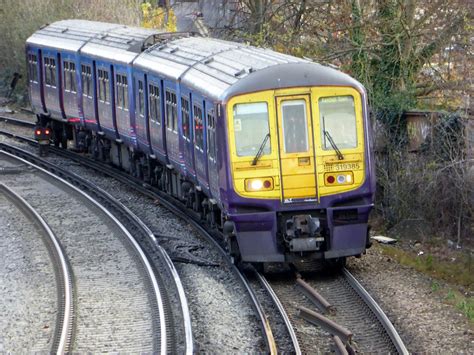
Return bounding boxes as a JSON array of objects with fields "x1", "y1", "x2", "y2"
[
  {"x1": 281, "y1": 99, "x2": 308, "y2": 153},
  {"x1": 233, "y1": 102, "x2": 270, "y2": 157},
  {"x1": 319, "y1": 96, "x2": 357, "y2": 149}
]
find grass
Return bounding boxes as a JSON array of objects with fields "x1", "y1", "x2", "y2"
[{"x1": 379, "y1": 245, "x2": 474, "y2": 322}]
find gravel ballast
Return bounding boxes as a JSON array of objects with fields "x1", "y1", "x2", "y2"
[
  {"x1": 348, "y1": 245, "x2": 473, "y2": 354},
  {"x1": 0, "y1": 192, "x2": 56, "y2": 352}
]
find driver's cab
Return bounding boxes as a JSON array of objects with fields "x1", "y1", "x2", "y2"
[{"x1": 226, "y1": 86, "x2": 366, "y2": 203}]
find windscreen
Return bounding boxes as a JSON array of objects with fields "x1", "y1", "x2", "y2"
[
  {"x1": 319, "y1": 96, "x2": 357, "y2": 150},
  {"x1": 233, "y1": 102, "x2": 271, "y2": 157},
  {"x1": 281, "y1": 99, "x2": 309, "y2": 153}
]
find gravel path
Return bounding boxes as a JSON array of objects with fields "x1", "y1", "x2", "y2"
[
  {"x1": 348, "y1": 245, "x2": 474, "y2": 354},
  {"x1": 0, "y1": 152, "x2": 157, "y2": 352},
  {"x1": 0, "y1": 191, "x2": 56, "y2": 352}
]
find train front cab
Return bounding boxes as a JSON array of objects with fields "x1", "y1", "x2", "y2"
[{"x1": 226, "y1": 86, "x2": 374, "y2": 263}]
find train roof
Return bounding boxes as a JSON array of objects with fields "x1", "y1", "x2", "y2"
[
  {"x1": 27, "y1": 20, "x2": 364, "y2": 101},
  {"x1": 26, "y1": 20, "x2": 162, "y2": 63},
  {"x1": 135, "y1": 36, "x2": 362, "y2": 101}
]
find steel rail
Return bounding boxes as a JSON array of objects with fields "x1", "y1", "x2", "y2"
[
  {"x1": 0, "y1": 138, "x2": 193, "y2": 353},
  {"x1": 8, "y1": 132, "x2": 281, "y2": 354},
  {"x1": 298, "y1": 306, "x2": 353, "y2": 344},
  {"x1": 342, "y1": 268, "x2": 409, "y2": 355},
  {"x1": 49, "y1": 144, "x2": 278, "y2": 354},
  {"x1": 89, "y1": 187, "x2": 194, "y2": 354},
  {"x1": 296, "y1": 277, "x2": 333, "y2": 314},
  {"x1": 0, "y1": 148, "x2": 168, "y2": 355},
  {"x1": 0, "y1": 182, "x2": 74, "y2": 354},
  {"x1": 255, "y1": 271, "x2": 302, "y2": 355},
  {"x1": 0, "y1": 114, "x2": 35, "y2": 127}
]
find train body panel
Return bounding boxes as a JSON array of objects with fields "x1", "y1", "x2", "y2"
[{"x1": 26, "y1": 20, "x2": 376, "y2": 267}]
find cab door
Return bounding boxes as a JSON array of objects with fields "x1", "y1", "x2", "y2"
[{"x1": 276, "y1": 95, "x2": 317, "y2": 202}]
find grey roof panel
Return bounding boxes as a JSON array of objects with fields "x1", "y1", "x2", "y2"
[
  {"x1": 220, "y1": 62, "x2": 365, "y2": 101},
  {"x1": 27, "y1": 20, "x2": 162, "y2": 64},
  {"x1": 28, "y1": 20, "x2": 364, "y2": 101},
  {"x1": 26, "y1": 20, "x2": 122, "y2": 52}
]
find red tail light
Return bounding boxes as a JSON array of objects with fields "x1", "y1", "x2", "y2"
[
  {"x1": 35, "y1": 129, "x2": 41, "y2": 135},
  {"x1": 45, "y1": 129, "x2": 50, "y2": 135}
]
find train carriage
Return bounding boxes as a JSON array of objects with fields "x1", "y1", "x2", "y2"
[{"x1": 26, "y1": 20, "x2": 375, "y2": 268}]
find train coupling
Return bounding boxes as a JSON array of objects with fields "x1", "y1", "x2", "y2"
[{"x1": 286, "y1": 215, "x2": 324, "y2": 252}]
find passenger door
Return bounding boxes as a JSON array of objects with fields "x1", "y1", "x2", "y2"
[{"x1": 276, "y1": 95, "x2": 318, "y2": 203}]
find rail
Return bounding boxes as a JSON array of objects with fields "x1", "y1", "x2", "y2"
[
  {"x1": 0, "y1": 182, "x2": 74, "y2": 354},
  {"x1": 342, "y1": 268, "x2": 409, "y2": 355},
  {"x1": 0, "y1": 148, "x2": 170, "y2": 354}
]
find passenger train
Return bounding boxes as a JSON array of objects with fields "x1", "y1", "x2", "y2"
[{"x1": 26, "y1": 20, "x2": 375, "y2": 267}]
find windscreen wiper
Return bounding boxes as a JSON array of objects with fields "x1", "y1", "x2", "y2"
[
  {"x1": 252, "y1": 133, "x2": 270, "y2": 166},
  {"x1": 323, "y1": 130, "x2": 344, "y2": 160}
]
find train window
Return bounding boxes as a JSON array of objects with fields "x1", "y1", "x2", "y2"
[
  {"x1": 233, "y1": 102, "x2": 270, "y2": 157},
  {"x1": 98, "y1": 69, "x2": 110, "y2": 103},
  {"x1": 116, "y1": 75, "x2": 123, "y2": 108},
  {"x1": 44, "y1": 57, "x2": 56, "y2": 87},
  {"x1": 181, "y1": 97, "x2": 190, "y2": 140},
  {"x1": 137, "y1": 80, "x2": 144, "y2": 117},
  {"x1": 165, "y1": 91, "x2": 171, "y2": 128},
  {"x1": 319, "y1": 96, "x2": 357, "y2": 149},
  {"x1": 207, "y1": 110, "x2": 216, "y2": 160},
  {"x1": 115, "y1": 74, "x2": 128, "y2": 111},
  {"x1": 281, "y1": 99, "x2": 308, "y2": 153},
  {"x1": 28, "y1": 54, "x2": 38, "y2": 83},
  {"x1": 165, "y1": 90, "x2": 178, "y2": 133},
  {"x1": 148, "y1": 84, "x2": 161, "y2": 125},
  {"x1": 104, "y1": 71, "x2": 109, "y2": 104},
  {"x1": 81, "y1": 64, "x2": 92, "y2": 98},
  {"x1": 193, "y1": 104, "x2": 203, "y2": 150},
  {"x1": 63, "y1": 61, "x2": 76, "y2": 93},
  {"x1": 98, "y1": 69, "x2": 104, "y2": 102},
  {"x1": 172, "y1": 93, "x2": 177, "y2": 132},
  {"x1": 50, "y1": 58, "x2": 56, "y2": 87}
]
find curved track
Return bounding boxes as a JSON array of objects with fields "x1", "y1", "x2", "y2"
[
  {"x1": 0, "y1": 120, "x2": 407, "y2": 354},
  {"x1": 0, "y1": 144, "x2": 192, "y2": 353},
  {"x1": 0, "y1": 182, "x2": 74, "y2": 353}
]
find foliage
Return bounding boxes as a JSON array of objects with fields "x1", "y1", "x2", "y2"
[
  {"x1": 141, "y1": 2, "x2": 177, "y2": 32},
  {"x1": 228, "y1": 0, "x2": 471, "y2": 118},
  {"x1": 0, "y1": 0, "x2": 143, "y2": 100},
  {"x1": 376, "y1": 111, "x2": 472, "y2": 240}
]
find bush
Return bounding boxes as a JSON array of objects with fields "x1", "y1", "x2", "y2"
[{"x1": 376, "y1": 112, "x2": 473, "y2": 244}]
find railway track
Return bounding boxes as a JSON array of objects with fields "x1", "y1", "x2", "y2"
[
  {"x1": 0, "y1": 119, "x2": 408, "y2": 353},
  {"x1": 0, "y1": 182, "x2": 73, "y2": 353},
  {"x1": 264, "y1": 268, "x2": 409, "y2": 354},
  {"x1": 0, "y1": 145, "x2": 192, "y2": 353},
  {"x1": 0, "y1": 123, "x2": 290, "y2": 353}
]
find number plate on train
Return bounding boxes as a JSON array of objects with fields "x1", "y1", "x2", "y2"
[{"x1": 324, "y1": 162, "x2": 360, "y2": 172}]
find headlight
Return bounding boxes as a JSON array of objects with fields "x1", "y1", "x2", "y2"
[
  {"x1": 325, "y1": 172, "x2": 354, "y2": 186},
  {"x1": 245, "y1": 177, "x2": 274, "y2": 191}
]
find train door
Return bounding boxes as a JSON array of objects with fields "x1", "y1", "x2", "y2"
[
  {"x1": 276, "y1": 95, "x2": 318, "y2": 203},
  {"x1": 180, "y1": 90, "x2": 195, "y2": 178},
  {"x1": 41, "y1": 50, "x2": 62, "y2": 117},
  {"x1": 26, "y1": 48, "x2": 43, "y2": 112},
  {"x1": 192, "y1": 95, "x2": 209, "y2": 190},
  {"x1": 134, "y1": 72, "x2": 150, "y2": 153},
  {"x1": 147, "y1": 76, "x2": 166, "y2": 159},
  {"x1": 206, "y1": 103, "x2": 219, "y2": 198}
]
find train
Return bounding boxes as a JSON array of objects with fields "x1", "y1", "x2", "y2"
[{"x1": 26, "y1": 20, "x2": 375, "y2": 268}]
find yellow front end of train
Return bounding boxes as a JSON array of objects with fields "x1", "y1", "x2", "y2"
[{"x1": 227, "y1": 86, "x2": 366, "y2": 202}]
